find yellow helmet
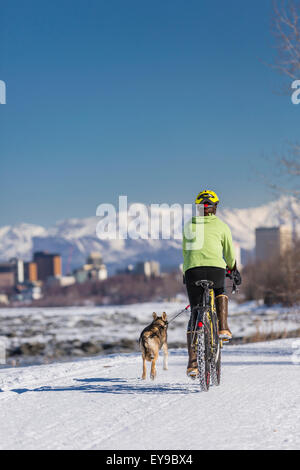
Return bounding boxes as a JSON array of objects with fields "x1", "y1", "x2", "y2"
[{"x1": 195, "y1": 190, "x2": 219, "y2": 205}]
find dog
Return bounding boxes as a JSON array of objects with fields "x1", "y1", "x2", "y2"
[{"x1": 139, "y1": 312, "x2": 168, "y2": 380}]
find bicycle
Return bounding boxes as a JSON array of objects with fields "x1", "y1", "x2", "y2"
[{"x1": 191, "y1": 270, "x2": 238, "y2": 392}]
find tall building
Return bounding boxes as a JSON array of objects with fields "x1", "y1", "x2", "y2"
[
  {"x1": 134, "y1": 261, "x2": 160, "y2": 278},
  {"x1": 73, "y1": 252, "x2": 108, "y2": 283},
  {"x1": 255, "y1": 226, "x2": 293, "y2": 261},
  {"x1": 87, "y1": 252, "x2": 103, "y2": 267},
  {"x1": 24, "y1": 262, "x2": 38, "y2": 282},
  {"x1": 0, "y1": 263, "x2": 15, "y2": 289},
  {"x1": 33, "y1": 252, "x2": 62, "y2": 281},
  {"x1": 0, "y1": 259, "x2": 26, "y2": 288},
  {"x1": 10, "y1": 258, "x2": 24, "y2": 284}
]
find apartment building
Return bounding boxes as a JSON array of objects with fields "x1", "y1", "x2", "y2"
[{"x1": 255, "y1": 226, "x2": 293, "y2": 261}]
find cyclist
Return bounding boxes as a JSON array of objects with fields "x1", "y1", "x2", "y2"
[{"x1": 182, "y1": 190, "x2": 241, "y2": 378}]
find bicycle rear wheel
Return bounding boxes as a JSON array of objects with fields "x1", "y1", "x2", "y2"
[{"x1": 196, "y1": 315, "x2": 211, "y2": 392}]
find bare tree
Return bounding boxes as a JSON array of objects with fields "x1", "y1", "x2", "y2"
[
  {"x1": 268, "y1": 1, "x2": 300, "y2": 198},
  {"x1": 272, "y1": 0, "x2": 300, "y2": 79},
  {"x1": 268, "y1": 142, "x2": 300, "y2": 197},
  {"x1": 242, "y1": 241, "x2": 300, "y2": 306}
]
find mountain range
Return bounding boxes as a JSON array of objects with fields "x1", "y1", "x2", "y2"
[{"x1": 0, "y1": 196, "x2": 299, "y2": 274}]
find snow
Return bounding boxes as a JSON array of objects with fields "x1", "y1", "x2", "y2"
[
  {"x1": 0, "y1": 338, "x2": 299, "y2": 450},
  {"x1": 0, "y1": 223, "x2": 47, "y2": 261},
  {"x1": 1, "y1": 301, "x2": 299, "y2": 365}
]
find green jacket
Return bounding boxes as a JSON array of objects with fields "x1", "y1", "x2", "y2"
[{"x1": 182, "y1": 215, "x2": 235, "y2": 273}]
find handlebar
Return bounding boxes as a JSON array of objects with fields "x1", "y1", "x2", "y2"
[{"x1": 226, "y1": 268, "x2": 238, "y2": 294}]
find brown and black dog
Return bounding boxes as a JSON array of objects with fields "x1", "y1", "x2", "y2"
[{"x1": 139, "y1": 312, "x2": 168, "y2": 380}]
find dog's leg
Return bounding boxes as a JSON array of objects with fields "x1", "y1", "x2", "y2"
[
  {"x1": 142, "y1": 354, "x2": 147, "y2": 380},
  {"x1": 150, "y1": 352, "x2": 158, "y2": 380},
  {"x1": 162, "y1": 343, "x2": 168, "y2": 371}
]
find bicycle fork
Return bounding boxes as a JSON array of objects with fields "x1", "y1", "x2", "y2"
[{"x1": 191, "y1": 308, "x2": 205, "y2": 348}]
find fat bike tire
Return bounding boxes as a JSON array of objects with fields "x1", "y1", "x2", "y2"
[
  {"x1": 211, "y1": 341, "x2": 221, "y2": 386},
  {"x1": 196, "y1": 325, "x2": 211, "y2": 392}
]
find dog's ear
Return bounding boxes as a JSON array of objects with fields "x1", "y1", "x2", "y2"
[
  {"x1": 162, "y1": 312, "x2": 167, "y2": 321},
  {"x1": 152, "y1": 312, "x2": 158, "y2": 320}
]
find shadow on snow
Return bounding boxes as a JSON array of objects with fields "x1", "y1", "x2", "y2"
[{"x1": 10, "y1": 377, "x2": 200, "y2": 395}]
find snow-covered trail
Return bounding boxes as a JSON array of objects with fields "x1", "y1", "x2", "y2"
[{"x1": 0, "y1": 338, "x2": 299, "y2": 450}]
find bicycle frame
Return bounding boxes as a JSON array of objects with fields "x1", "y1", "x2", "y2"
[{"x1": 192, "y1": 281, "x2": 217, "y2": 349}]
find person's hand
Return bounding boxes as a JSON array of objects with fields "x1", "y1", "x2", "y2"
[
  {"x1": 226, "y1": 264, "x2": 242, "y2": 285},
  {"x1": 232, "y1": 268, "x2": 242, "y2": 286}
]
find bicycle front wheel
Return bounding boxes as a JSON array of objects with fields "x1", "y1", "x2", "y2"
[
  {"x1": 196, "y1": 319, "x2": 211, "y2": 392},
  {"x1": 211, "y1": 340, "x2": 221, "y2": 386}
]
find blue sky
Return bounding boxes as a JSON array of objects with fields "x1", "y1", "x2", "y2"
[{"x1": 0, "y1": 0, "x2": 299, "y2": 226}]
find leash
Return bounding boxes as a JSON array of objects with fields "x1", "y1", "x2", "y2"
[{"x1": 167, "y1": 305, "x2": 190, "y2": 324}]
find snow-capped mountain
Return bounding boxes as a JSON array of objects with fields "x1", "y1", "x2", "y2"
[
  {"x1": 0, "y1": 224, "x2": 48, "y2": 261},
  {"x1": 0, "y1": 196, "x2": 299, "y2": 274}
]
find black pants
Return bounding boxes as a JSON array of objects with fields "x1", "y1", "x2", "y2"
[{"x1": 185, "y1": 266, "x2": 226, "y2": 331}]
